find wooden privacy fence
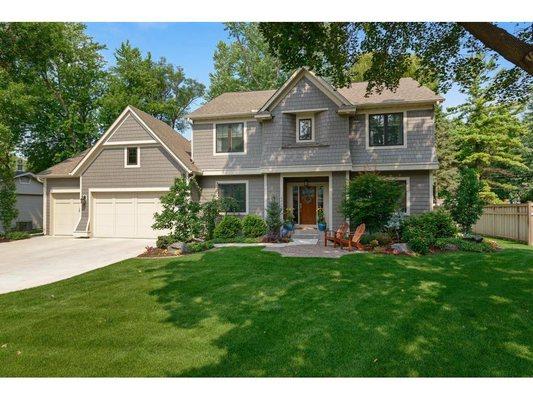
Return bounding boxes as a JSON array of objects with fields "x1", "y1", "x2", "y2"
[{"x1": 472, "y1": 202, "x2": 533, "y2": 245}]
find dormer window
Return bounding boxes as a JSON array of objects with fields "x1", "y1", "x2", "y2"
[
  {"x1": 297, "y1": 116, "x2": 314, "y2": 142},
  {"x1": 124, "y1": 147, "x2": 140, "y2": 168}
]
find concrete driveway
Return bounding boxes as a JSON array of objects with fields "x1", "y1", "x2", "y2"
[{"x1": 0, "y1": 236, "x2": 154, "y2": 294}]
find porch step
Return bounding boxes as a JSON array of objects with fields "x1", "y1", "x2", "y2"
[{"x1": 292, "y1": 227, "x2": 319, "y2": 241}]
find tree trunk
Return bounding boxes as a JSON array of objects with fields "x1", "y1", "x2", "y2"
[{"x1": 458, "y1": 22, "x2": 533, "y2": 75}]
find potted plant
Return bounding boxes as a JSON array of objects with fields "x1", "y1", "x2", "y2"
[
  {"x1": 283, "y1": 208, "x2": 295, "y2": 231},
  {"x1": 317, "y1": 208, "x2": 327, "y2": 231}
]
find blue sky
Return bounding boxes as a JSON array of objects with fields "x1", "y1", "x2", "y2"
[{"x1": 85, "y1": 22, "x2": 524, "y2": 136}]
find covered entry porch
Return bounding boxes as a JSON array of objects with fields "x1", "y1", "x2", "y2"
[{"x1": 281, "y1": 174, "x2": 332, "y2": 227}]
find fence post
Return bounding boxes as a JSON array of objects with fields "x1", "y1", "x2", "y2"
[{"x1": 527, "y1": 201, "x2": 533, "y2": 246}]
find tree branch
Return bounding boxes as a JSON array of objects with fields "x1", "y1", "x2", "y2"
[{"x1": 458, "y1": 22, "x2": 533, "y2": 75}]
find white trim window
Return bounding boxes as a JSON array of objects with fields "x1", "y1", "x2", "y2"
[
  {"x1": 296, "y1": 116, "x2": 315, "y2": 142},
  {"x1": 217, "y1": 181, "x2": 248, "y2": 214},
  {"x1": 214, "y1": 122, "x2": 246, "y2": 154},
  {"x1": 19, "y1": 176, "x2": 31, "y2": 184},
  {"x1": 16, "y1": 159, "x2": 24, "y2": 173},
  {"x1": 390, "y1": 177, "x2": 411, "y2": 214},
  {"x1": 368, "y1": 112, "x2": 406, "y2": 148},
  {"x1": 124, "y1": 147, "x2": 140, "y2": 168}
]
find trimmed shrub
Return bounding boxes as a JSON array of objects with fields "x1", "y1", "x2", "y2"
[
  {"x1": 187, "y1": 241, "x2": 214, "y2": 253},
  {"x1": 5, "y1": 231, "x2": 30, "y2": 241},
  {"x1": 434, "y1": 237, "x2": 496, "y2": 253},
  {"x1": 342, "y1": 173, "x2": 403, "y2": 232},
  {"x1": 213, "y1": 215, "x2": 242, "y2": 239},
  {"x1": 360, "y1": 231, "x2": 393, "y2": 246},
  {"x1": 401, "y1": 210, "x2": 457, "y2": 254},
  {"x1": 241, "y1": 214, "x2": 267, "y2": 238},
  {"x1": 265, "y1": 196, "x2": 282, "y2": 235},
  {"x1": 156, "y1": 235, "x2": 176, "y2": 249}
]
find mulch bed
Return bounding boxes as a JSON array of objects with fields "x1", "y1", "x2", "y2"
[{"x1": 137, "y1": 247, "x2": 181, "y2": 258}]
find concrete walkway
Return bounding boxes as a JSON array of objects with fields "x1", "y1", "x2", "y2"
[
  {"x1": 0, "y1": 236, "x2": 153, "y2": 294},
  {"x1": 263, "y1": 244, "x2": 353, "y2": 258}
]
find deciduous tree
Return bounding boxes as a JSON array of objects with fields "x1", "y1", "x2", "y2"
[{"x1": 207, "y1": 23, "x2": 289, "y2": 100}]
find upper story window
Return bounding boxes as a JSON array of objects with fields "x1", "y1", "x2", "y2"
[
  {"x1": 16, "y1": 159, "x2": 24, "y2": 172},
  {"x1": 19, "y1": 176, "x2": 31, "y2": 185},
  {"x1": 368, "y1": 112, "x2": 404, "y2": 147},
  {"x1": 215, "y1": 123, "x2": 244, "y2": 154},
  {"x1": 297, "y1": 116, "x2": 314, "y2": 142},
  {"x1": 124, "y1": 147, "x2": 140, "y2": 168},
  {"x1": 217, "y1": 182, "x2": 247, "y2": 214}
]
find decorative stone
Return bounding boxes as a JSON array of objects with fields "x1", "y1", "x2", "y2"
[
  {"x1": 391, "y1": 243, "x2": 409, "y2": 254},
  {"x1": 443, "y1": 243, "x2": 459, "y2": 252},
  {"x1": 168, "y1": 242, "x2": 189, "y2": 254}
]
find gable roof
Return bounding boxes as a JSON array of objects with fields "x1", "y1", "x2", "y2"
[
  {"x1": 128, "y1": 106, "x2": 198, "y2": 173},
  {"x1": 338, "y1": 77, "x2": 443, "y2": 107},
  {"x1": 39, "y1": 106, "x2": 198, "y2": 178},
  {"x1": 38, "y1": 149, "x2": 90, "y2": 177},
  {"x1": 187, "y1": 89, "x2": 276, "y2": 120},
  {"x1": 188, "y1": 70, "x2": 443, "y2": 120}
]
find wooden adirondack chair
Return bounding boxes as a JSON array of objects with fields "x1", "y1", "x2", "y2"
[
  {"x1": 324, "y1": 222, "x2": 349, "y2": 247},
  {"x1": 337, "y1": 223, "x2": 366, "y2": 251}
]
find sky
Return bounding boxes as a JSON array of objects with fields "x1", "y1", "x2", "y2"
[{"x1": 85, "y1": 22, "x2": 524, "y2": 136}]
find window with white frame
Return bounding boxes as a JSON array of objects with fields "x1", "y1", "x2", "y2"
[
  {"x1": 125, "y1": 147, "x2": 140, "y2": 167},
  {"x1": 217, "y1": 182, "x2": 247, "y2": 213},
  {"x1": 395, "y1": 180, "x2": 408, "y2": 213},
  {"x1": 297, "y1": 116, "x2": 314, "y2": 142},
  {"x1": 368, "y1": 112, "x2": 404, "y2": 147},
  {"x1": 215, "y1": 123, "x2": 244, "y2": 153},
  {"x1": 19, "y1": 176, "x2": 31, "y2": 184}
]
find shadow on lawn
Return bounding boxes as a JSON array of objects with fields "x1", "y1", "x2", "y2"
[{"x1": 149, "y1": 247, "x2": 533, "y2": 377}]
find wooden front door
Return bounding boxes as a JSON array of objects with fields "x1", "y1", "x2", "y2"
[{"x1": 299, "y1": 186, "x2": 317, "y2": 224}]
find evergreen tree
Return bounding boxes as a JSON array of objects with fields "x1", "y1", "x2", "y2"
[
  {"x1": 449, "y1": 58, "x2": 529, "y2": 202},
  {"x1": 445, "y1": 168, "x2": 485, "y2": 234},
  {"x1": 0, "y1": 124, "x2": 18, "y2": 232},
  {"x1": 265, "y1": 196, "x2": 282, "y2": 235}
]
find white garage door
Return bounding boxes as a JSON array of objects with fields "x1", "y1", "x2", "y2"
[
  {"x1": 52, "y1": 193, "x2": 81, "y2": 235},
  {"x1": 92, "y1": 192, "x2": 167, "y2": 238}
]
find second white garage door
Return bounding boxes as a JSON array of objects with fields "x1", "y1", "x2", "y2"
[{"x1": 92, "y1": 192, "x2": 167, "y2": 238}]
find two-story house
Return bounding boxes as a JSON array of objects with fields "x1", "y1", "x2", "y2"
[{"x1": 38, "y1": 68, "x2": 441, "y2": 238}]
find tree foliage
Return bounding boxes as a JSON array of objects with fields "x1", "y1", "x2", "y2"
[
  {"x1": 0, "y1": 22, "x2": 106, "y2": 172},
  {"x1": 152, "y1": 177, "x2": 202, "y2": 242},
  {"x1": 259, "y1": 22, "x2": 532, "y2": 101},
  {"x1": 0, "y1": 124, "x2": 18, "y2": 232},
  {"x1": 444, "y1": 168, "x2": 485, "y2": 234},
  {"x1": 100, "y1": 41, "x2": 205, "y2": 131},
  {"x1": 448, "y1": 58, "x2": 529, "y2": 203},
  {"x1": 207, "y1": 23, "x2": 289, "y2": 100},
  {"x1": 342, "y1": 173, "x2": 402, "y2": 233}
]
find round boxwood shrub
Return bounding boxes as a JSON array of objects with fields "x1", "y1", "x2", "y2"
[
  {"x1": 213, "y1": 215, "x2": 242, "y2": 239},
  {"x1": 401, "y1": 209, "x2": 458, "y2": 254},
  {"x1": 241, "y1": 214, "x2": 267, "y2": 238}
]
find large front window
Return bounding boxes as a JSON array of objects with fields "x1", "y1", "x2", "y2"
[
  {"x1": 369, "y1": 113, "x2": 404, "y2": 147},
  {"x1": 218, "y1": 183, "x2": 247, "y2": 213},
  {"x1": 216, "y1": 123, "x2": 244, "y2": 153}
]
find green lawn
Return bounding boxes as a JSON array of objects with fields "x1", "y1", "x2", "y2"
[{"x1": 0, "y1": 241, "x2": 532, "y2": 377}]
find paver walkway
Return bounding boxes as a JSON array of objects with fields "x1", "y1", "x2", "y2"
[{"x1": 263, "y1": 244, "x2": 356, "y2": 258}]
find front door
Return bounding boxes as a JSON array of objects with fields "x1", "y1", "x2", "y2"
[{"x1": 299, "y1": 186, "x2": 317, "y2": 224}]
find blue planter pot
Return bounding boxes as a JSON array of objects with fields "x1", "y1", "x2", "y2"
[
  {"x1": 284, "y1": 222, "x2": 294, "y2": 231},
  {"x1": 317, "y1": 222, "x2": 327, "y2": 231}
]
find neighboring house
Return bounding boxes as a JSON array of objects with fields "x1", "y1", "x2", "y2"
[
  {"x1": 0, "y1": 172, "x2": 43, "y2": 233},
  {"x1": 38, "y1": 68, "x2": 442, "y2": 239}
]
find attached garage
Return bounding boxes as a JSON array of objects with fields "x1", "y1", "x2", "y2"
[
  {"x1": 52, "y1": 192, "x2": 81, "y2": 236},
  {"x1": 91, "y1": 191, "x2": 167, "y2": 238}
]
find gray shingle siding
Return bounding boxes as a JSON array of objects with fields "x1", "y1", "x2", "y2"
[
  {"x1": 78, "y1": 145, "x2": 184, "y2": 232},
  {"x1": 106, "y1": 114, "x2": 155, "y2": 142},
  {"x1": 192, "y1": 120, "x2": 262, "y2": 171},
  {"x1": 261, "y1": 77, "x2": 351, "y2": 168},
  {"x1": 199, "y1": 175, "x2": 265, "y2": 216},
  {"x1": 331, "y1": 171, "x2": 348, "y2": 227},
  {"x1": 349, "y1": 109, "x2": 437, "y2": 166}
]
